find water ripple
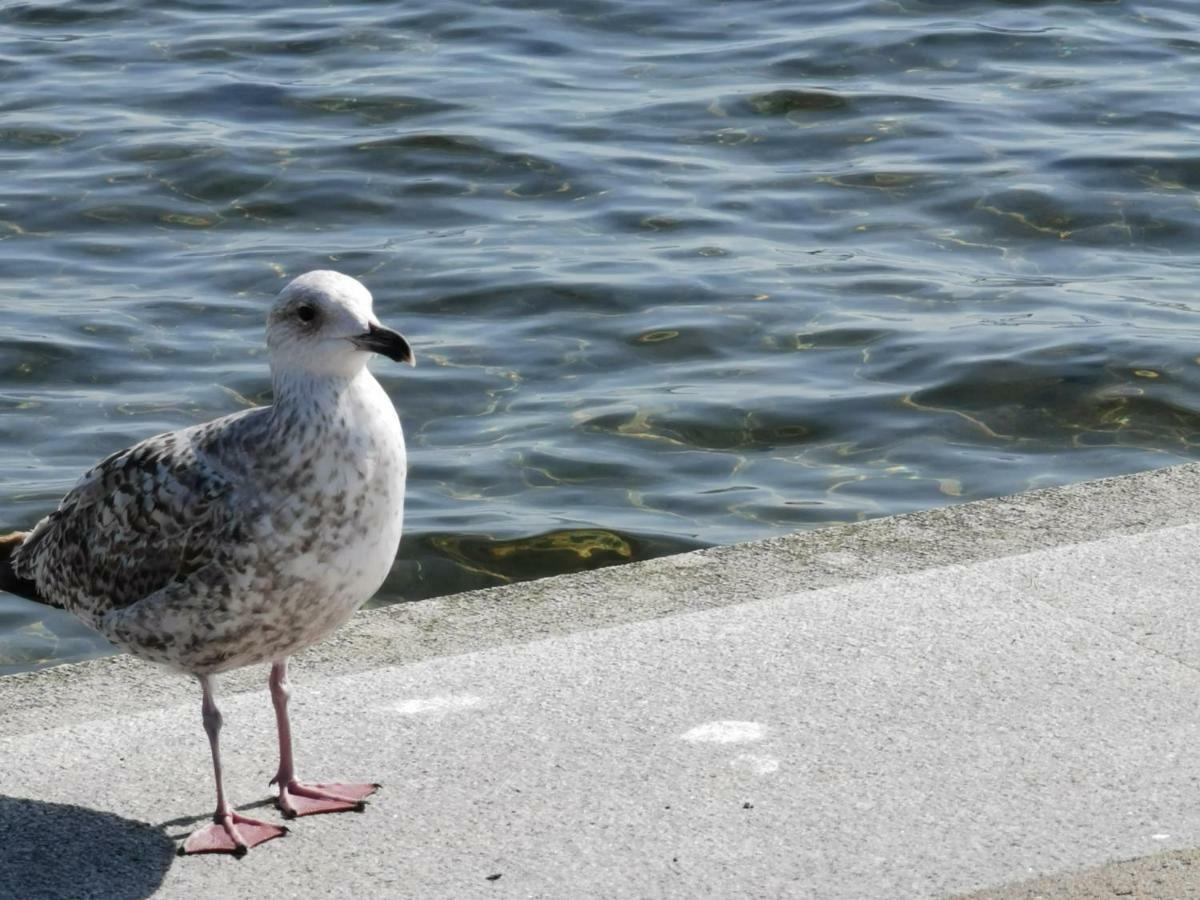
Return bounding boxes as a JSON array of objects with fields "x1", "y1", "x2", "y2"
[{"x1": 4, "y1": 0, "x2": 1200, "y2": 672}]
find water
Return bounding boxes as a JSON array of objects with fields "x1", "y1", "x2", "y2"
[{"x1": 3, "y1": 0, "x2": 1200, "y2": 674}]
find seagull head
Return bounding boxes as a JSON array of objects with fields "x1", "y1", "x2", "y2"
[{"x1": 266, "y1": 270, "x2": 414, "y2": 378}]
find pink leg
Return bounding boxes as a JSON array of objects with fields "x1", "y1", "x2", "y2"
[
  {"x1": 181, "y1": 675, "x2": 287, "y2": 857},
  {"x1": 269, "y1": 658, "x2": 379, "y2": 819}
]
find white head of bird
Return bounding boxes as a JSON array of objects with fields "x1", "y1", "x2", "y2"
[{"x1": 266, "y1": 270, "x2": 413, "y2": 380}]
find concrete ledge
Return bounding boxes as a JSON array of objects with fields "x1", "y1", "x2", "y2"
[
  {"x1": 3, "y1": 461, "x2": 1196, "y2": 733},
  {"x1": 5, "y1": 462, "x2": 1200, "y2": 898}
]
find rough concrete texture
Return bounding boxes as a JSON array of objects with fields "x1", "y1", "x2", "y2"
[{"x1": 4, "y1": 464, "x2": 1200, "y2": 898}]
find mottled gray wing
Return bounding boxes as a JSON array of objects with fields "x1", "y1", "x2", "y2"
[{"x1": 12, "y1": 423, "x2": 248, "y2": 617}]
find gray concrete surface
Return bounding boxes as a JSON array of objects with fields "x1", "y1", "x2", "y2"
[{"x1": 5, "y1": 463, "x2": 1200, "y2": 898}]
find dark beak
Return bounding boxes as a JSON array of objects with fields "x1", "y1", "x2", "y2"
[{"x1": 351, "y1": 322, "x2": 415, "y2": 366}]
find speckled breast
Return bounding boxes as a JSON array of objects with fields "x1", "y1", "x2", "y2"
[{"x1": 249, "y1": 374, "x2": 407, "y2": 663}]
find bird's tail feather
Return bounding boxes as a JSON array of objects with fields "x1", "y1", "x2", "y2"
[{"x1": 0, "y1": 531, "x2": 44, "y2": 603}]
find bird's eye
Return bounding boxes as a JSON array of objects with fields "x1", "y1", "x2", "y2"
[{"x1": 296, "y1": 305, "x2": 317, "y2": 323}]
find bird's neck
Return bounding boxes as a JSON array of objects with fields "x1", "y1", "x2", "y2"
[{"x1": 268, "y1": 367, "x2": 374, "y2": 431}]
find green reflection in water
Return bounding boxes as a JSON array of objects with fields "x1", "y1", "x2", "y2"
[{"x1": 430, "y1": 528, "x2": 634, "y2": 584}]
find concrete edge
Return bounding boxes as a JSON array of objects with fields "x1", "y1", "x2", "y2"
[{"x1": 3, "y1": 461, "x2": 1197, "y2": 734}]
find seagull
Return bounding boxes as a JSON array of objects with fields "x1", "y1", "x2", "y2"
[{"x1": 0, "y1": 270, "x2": 414, "y2": 856}]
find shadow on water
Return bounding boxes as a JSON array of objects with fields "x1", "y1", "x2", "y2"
[{"x1": 0, "y1": 795, "x2": 175, "y2": 900}]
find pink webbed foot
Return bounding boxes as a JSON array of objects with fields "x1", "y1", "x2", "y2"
[
  {"x1": 181, "y1": 810, "x2": 288, "y2": 857},
  {"x1": 274, "y1": 780, "x2": 380, "y2": 819}
]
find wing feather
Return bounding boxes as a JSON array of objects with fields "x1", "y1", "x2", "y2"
[{"x1": 12, "y1": 411, "x2": 260, "y2": 620}]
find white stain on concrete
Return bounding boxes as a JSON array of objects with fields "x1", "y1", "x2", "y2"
[
  {"x1": 393, "y1": 695, "x2": 484, "y2": 715},
  {"x1": 681, "y1": 720, "x2": 766, "y2": 744},
  {"x1": 730, "y1": 753, "x2": 780, "y2": 775}
]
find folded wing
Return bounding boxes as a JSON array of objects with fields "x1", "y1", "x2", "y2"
[{"x1": 11, "y1": 415, "x2": 256, "y2": 622}]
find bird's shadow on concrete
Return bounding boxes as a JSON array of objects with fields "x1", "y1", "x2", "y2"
[{"x1": 0, "y1": 794, "x2": 175, "y2": 900}]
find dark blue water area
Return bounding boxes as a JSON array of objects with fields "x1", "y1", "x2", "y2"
[{"x1": 3, "y1": 0, "x2": 1200, "y2": 671}]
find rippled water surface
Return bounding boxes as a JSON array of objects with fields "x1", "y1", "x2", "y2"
[{"x1": 4, "y1": 0, "x2": 1200, "y2": 673}]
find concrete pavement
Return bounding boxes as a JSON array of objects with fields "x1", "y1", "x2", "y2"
[{"x1": 5, "y1": 464, "x2": 1200, "y2": 898}]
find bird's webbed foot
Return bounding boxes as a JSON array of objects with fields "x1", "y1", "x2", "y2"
[
  {"x1": 180, "y1": 809, "x2": 288, "y2": 857},
  {"x1": 273, "y1": 779, "x2": 379, "y2": 819}
]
